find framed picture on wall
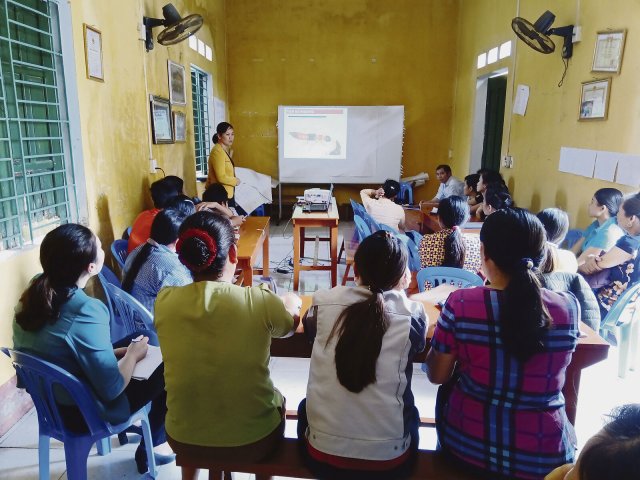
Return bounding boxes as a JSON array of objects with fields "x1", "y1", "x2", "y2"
[
  {"x1": 579, "y1": 78, "x2": 611, "y2": 121},
  {"x1": 592, "y1": 30, "x2": 626, "y2": 74},
  {"x1": 150, "y1": 95, "x2": 173, "y2": 143},
  {"x1": 83, "y1": 24, "x2": 104, "y2": 81},
  {"x1": 168, "y1": 60, "x2": 187, "y2": 105},
  {"x1": 173, "y1": 111, "x2": 186, "y2": 142}
]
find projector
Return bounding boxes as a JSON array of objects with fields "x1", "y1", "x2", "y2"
[{"x1": 304, "y1": 188, "x2": 331, "y2": 205}]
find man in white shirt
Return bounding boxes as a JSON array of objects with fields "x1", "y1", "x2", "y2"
[
  {"x1": 423, "y1": 164, "x2": 465, "y2": 207},
  {"x1": 360, "y1": 179, "x2": 406, "y2": 232}
]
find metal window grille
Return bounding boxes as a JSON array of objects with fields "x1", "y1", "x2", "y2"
[
  {"x1": 0, "y1": 0, "x2": 76, "y2": 251},
  {"x1": 191, "y1": 67, "x2": 210, "y2": 176}
]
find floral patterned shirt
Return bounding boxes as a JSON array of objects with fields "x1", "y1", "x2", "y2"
[{"x1": 596, "y1": 234, "x2": 640, "y2": 315}]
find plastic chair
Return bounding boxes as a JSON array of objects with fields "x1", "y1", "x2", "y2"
[
  {"x1": 251, "y1": 204, "x2": 266, "y2": 216},
  {"x1": 561, "y1": 229, "x2": 582, "y2": 250},
  {"x1": 599, "y1": 282, "x2": 640, "y2": 378},
  {"x1": 417, "y1": 266, "x2": 484, "y2": 292},
  {"x1": 110, "y1": 239, "x2": 128, "y2": 271},
  {"x1": 102, "y1": 282, "x2": 155, "y2": 336},
  {"x1": 399, "y1": 181, "x2": 413, "y2": 205},
  {"x1": 353, "y1": 215, "x2": 372, "y2": 243},
  {"x1": 349, "y1": 199, "x2": 365, "y2": 218},
  {"x1": 1, "y1": 347, "x2": 157, "y2": 480}
]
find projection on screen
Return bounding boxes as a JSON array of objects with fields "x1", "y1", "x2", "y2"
[{"x1": 283, "y1": 107, "x2": 347, "y2": 160}]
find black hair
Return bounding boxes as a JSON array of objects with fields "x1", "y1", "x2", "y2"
[
  {"x1": 479, "y1": 169, "x2": 506, "y2": 188},
  {"x1": 464, "y1": 174, "x2": 480, "y2": 192},
  {"x1": 15, "y1": 224, "x2": 97, "y2": 332},
  {"x1": 164, "y1": 194, "x2": 196, "y2": 216},
  {"x1": 620, "y1": 193, "x2": 640, "y2": 220},
  {"x1": 484, "y1": 184, "x2": 513, "y2": 212},
  {"x1": 150, "y1": 178, "x2": 179, "y2": 209},
  {"x1": 436, "y1": 164, "x2": 452, "y2": 174},
  {"x1": 438, "y1": 196, "x2": 469, "y2": 268},
  {"x1": 594, "y1": 188, "x2": 623, "y2": 217},
  {"x1": 176, "y1": 210, "x2": 235, "y2": 278},
  {"x1": 202, "y1": 183, "x2": 229, "y2": 203},
  {"x1": 480, "y1": 208, "x2": 552, "y2": 362},
  {"x1": 537, "y1": 208, "x2": 569, "y2": 245},
  {"x1": 579, "y1": 404, "x2": 640, "y2": 480},
  {"x1": 382, "y1": 179, "x2": 400, "y2": 199},
  {"x1": 212, "y1": 122, "x2": 233, "y2": 144},
  {"x1": 163, "y1": 175, "x2": 184, "y2": 195},
  {"x1": 122, "y1": 209, "x2": 188, "y2": 293},
  {"x1": 327, "y1": 231, "x2": 407, "y2": 393}
]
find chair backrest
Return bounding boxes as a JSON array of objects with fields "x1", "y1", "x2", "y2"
[
  {"x1": 600, "y1": 282, "x2": 640, "y2": 335},
  {"x1": 99, "y1": 264, "x2": 121, "y2": 288},
  {"x1": 111, "y1": 239, "x2": 128, "y2": 270},
  {"x1": 102, "y1": 282, "x2": 154, "y2": 335},
  {"x1": 353, "y1": 215, "x2": 372, "y2": 243},
  {"x1": 399, "y1": 181, "x2": 413, "y2": 205},
  {"x1": 417, "y1": 266, "x2": 484, "y2": 292},
  {"x1": 4, "y1": 348, "x2": 110, "y2": 442},
  {"x1": 349, "y1": 199, "x2": 366, "y2": 218}
]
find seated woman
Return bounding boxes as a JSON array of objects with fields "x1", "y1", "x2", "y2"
[
  {"x1": 470, "y1": 169, "x2": 505, "y2": 216},
  {"x1": 481, "y1": 183, "x2": 513, "y2": 217},
  {"x1": 581, "y1": 193, "x2": 640, "y2": 319},
  {"x1": 463, "y1": 173, "x2": 482, "y2": 207},
  {"x1": 198, "y1": 183, "x2": 245, "y2": 227},
  {"x1": 545, "y1": 404, "x2": 640, "y2": 480},
  {"x1": 154, "y1": 211, "x2": 301, "y2": 480},
  {"x1": 298, "y1": 231, "x2": 426, "y2": 480},
  {"x1": 122, "y1": 208, "x2": 192, "y2": 313},
  {"x1": 425, "y1": 208, "x2": 580, "y2": 479},
  {"x1": 418, "y1": 195, "x2": 482, "y2": 274},
  {"x1": 12, "y1": 224, "x2": 172, "y2": 474},
  {"x1": 537, "y1": 208, "x2": 578, "y2": 273},
  {"x1": 572, "y1": 188, "x2": 624, "y2": 264}
]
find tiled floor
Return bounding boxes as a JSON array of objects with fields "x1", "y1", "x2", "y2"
[{"x1": 1, "y1": 220, "x2": 637, "y2": 479}]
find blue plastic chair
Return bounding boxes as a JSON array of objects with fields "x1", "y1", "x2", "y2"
[
  {"x1": 361, "y1": 211, "x2": 381, "y2": 232},
  {"x1": 251, "y1": 204, "x2": 266, "y2": 216},
  {"x1": 110, "y1": 239, "x2": 128, "y2": 271},
  {"x1": 417, "y1": 266, "x2": 484, "y2": 292},
  {"x1": 353, "y1": 215, "x2": 372, "y2": 243},
  {"x1": 599, "y1": 282, "x2": 640, "y2": 378},
  {"x1": 399, "y1": 181, "x2": 413, "y2": 205},
  {"x1": 1, "y1": 347, "x2": 157, "y2": 480},
  {"x1": 101, "y1": 282, "x2": 155, "y2": 338}
]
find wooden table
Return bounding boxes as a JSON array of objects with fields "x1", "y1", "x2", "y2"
[
  {"x1": 292, "y1": 198, "x2": 340, "y2": 291},
  {"x1": 272, "y1": 293, "x2": 609, "y2": 426},
  {"x1": 236, "y1": 216, "x2": 269, "y2": 286},
  {"x1": 404, "y1": 206, "x2": 483, "y2": 235}
]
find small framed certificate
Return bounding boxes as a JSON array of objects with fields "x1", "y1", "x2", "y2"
[
  {"x1": 579, "y1": 78, "x2": 611, "y2": 121},
  {"x1": 150, "y1": 96, "x2": 173, "y2": 144},
  {"x1": 83, "y1": 24, "x2": 104, "y2": 81},
  {"x1": 592, "y1": 30, "x2": 626, "y2": 74}
]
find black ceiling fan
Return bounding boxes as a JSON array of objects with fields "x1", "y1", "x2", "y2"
[
  {"x1": 143, "y1": 3, "x2": 203, "y2": 52},
  {"x1": 512, "y1": 10, "x2": 574, "y2": 59}
]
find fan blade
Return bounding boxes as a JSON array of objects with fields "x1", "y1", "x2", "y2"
[{"x1": 157, "y1": 14, "x2": 203, "y2": 46}]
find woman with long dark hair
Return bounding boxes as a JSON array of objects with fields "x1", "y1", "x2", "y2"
[
  {"x1": 13, "y1": 224, "x2": 172, "y2": 474},
  {"x1": 425, "y1": 208, "x2": 580, "y2": 479},
  {"x1": 418, "y1": 195, "x2": 482, "y2": 275},
  {"x1": 154, "y1": 211, "x2": 301, "y2": 480},
  {"x1": 205, "y1": 122, "x2": 241, "y2": 205},
  {"x1": 297, "y1": 231, "x2": 427, "y2": 479}
]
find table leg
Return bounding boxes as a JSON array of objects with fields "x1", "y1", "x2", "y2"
[
  {"x1": 293, "y1": 223, "x2": 300, "y2": 291},
  {"x1": 262, "y1": 221, "x2": 270, "y2": 278},
  {"x1": 242, "y1": 261, "x2": 253, "y2": 287},
  {"x1": 330, "y1": 224, "x2": 338, "y2": 287},
  {"x1": 300, "y1": 226, "x2": 305, "y2": 258}
]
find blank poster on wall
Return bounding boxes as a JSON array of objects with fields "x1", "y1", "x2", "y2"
[
  {"x1": 615, "y1": 155, "x2": 640, "y2": 187},
  {"x1": 559, "y1": 147, "x2": 596, "y2": 178},
  {"x1": 593, "y1": 151, "x2": 619, "y2": 182}
]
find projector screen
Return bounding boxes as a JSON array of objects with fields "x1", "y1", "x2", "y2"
[{"x1": 278, "y1": 105, "x2": 404, "y2": 184}]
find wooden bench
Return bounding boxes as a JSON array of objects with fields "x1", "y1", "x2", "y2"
[{"x1": 176, "y1": 436, "x2": 480, "y2": 479}]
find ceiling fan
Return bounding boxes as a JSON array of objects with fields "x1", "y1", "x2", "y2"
[
  {"x1": 143, "y1": 3, "x2": 203, "y2": 52},
  {"x1": 511, "y1": 10, "x2": 574, "y2": 59}
]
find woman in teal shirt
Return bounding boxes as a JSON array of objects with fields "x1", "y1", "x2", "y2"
[
  {"x1": 13, "y1": 224, "x2": 172, "y2": 474},
  {"x1": 572, "y1": 188, "x2": 624, "y2": 264}
]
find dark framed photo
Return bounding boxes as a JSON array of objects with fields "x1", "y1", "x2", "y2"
[
  {"x1": 173, "y1": 111, "x2": 186, "y2": 142},
  {"x1": 150, "y1": 95, "x2": 173, "y2": 144}
]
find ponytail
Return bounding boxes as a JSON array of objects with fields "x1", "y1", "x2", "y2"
[
  {"x1": 480, "y1": 209, "x2": 551, "y2": 362},
  {"x1": 443, "y1": 227, "x2": 465, "y2": 268},
  {"x1": 439, "y1": 196, "x2": 469, "y2": 268},
  {"x1": 212, "y1": 133, "x2": 219, "y2": 144},
  {"x1": 122, "y1": 243, "x2": 153, "y2": 293},
  {"x1": 326, "y1": 231, "x2": 407, "y2": 392}
]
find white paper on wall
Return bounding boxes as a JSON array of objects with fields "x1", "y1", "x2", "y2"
[
  {"x1": 593, "y1": 151, "x2": 619, "y2": 182},
  {"x1": 213, "y1": 97, "x2": 225, "y2": 126},
  {"x1": 513, "y1": 85, "x2": 529, "y2": 116},
  {"x1": 615, "y1": 155, "x2": 640, "y2": 187},
  {"x1": 559, "y1": 147, "x2": 596, "y2": 178}
]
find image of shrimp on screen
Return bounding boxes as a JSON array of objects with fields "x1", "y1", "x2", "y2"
[{"x1": 283, "y1": 107, "x2": 347, "y2": 160}]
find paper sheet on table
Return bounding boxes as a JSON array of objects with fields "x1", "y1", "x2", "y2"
[
  {"x1": 513, "y1": 85, "x2": 529, "y2": 116},
  {"x1": 593, "y1": 151, "x2": 619, "y2": 182},
  {"x1": 559, "y1": 147, "x2": 596, "y2": 178},
  {"x1": 234, "y1": 167, "x2": 273, "y2": 214},
  {"x1": 132, "y1": 345, "x2": 162, "y2": 381},
  {"x1": 615, "y1": 155, "x2": 640, "y2": 187}
]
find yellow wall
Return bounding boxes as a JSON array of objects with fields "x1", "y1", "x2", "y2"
[
  {"x1": 225, "y1": 0, "x2": 460, "y2": 202},
  {"x1": 0, "y1": 0, "x2": 227, "y2": 385},
  {"x1": 451, "y1": 0, "x2": 639, "y2": 226}
]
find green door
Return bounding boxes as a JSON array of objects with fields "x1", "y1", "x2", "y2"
[{"x1": 481, "y1": 76, "x2": 507, "y2": 171}]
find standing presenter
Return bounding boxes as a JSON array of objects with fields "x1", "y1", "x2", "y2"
[{"x1": 206, "y1": 122, "x2": 242, "y2": 209}]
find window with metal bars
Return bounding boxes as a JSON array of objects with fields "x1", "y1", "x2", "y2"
[
  {"x1": 191, "y1": 66, "x2": 210, "y2": 176},
  {"x1": 0, "y1": 0, "x2": 78, "y2": 252}
]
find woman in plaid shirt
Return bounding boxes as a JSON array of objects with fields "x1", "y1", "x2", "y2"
[{"x1": 425, "y1": 208, "x2": 580, "y2": 479}]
